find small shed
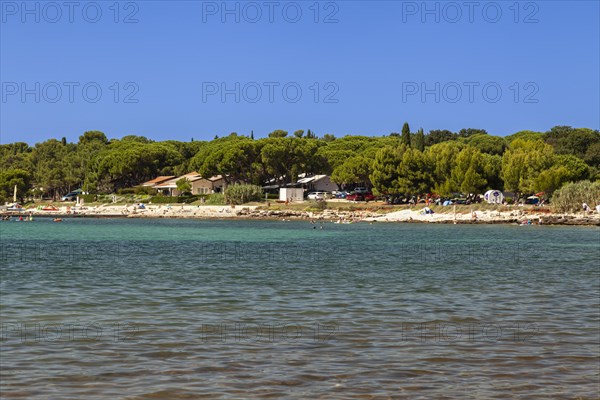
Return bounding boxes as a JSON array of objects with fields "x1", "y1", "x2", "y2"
[
  {"x1": 280, "y1": 188, "x2": 304, "y2": 202},
  {"x1": 483, "y1": 190, "x2": 504, "y2": 204}
]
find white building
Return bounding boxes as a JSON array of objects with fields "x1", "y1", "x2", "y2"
[
  {"x1": 279, "y1": 188, "x2": 304, "y2": 202},
  {"x1": 154, "y1": 173, "x2": 225, "y2": 196},
  {"x1": 297, "y1": 175, "x2": 337, "y2": 192}
]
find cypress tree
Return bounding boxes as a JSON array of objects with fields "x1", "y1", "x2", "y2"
[
  {"x1": 414, "y1": 128, "x2": 425, "y2": 151},
  {"x1": 401, "y1": 122, "x2": 411, "y2": 147}
]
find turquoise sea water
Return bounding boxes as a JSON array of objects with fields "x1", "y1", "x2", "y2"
[{"x1": 1, "y1": 219, "x2": 599, "y2": 399}]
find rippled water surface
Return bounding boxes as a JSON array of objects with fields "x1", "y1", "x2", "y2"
[{"x1": 1, "y1": 219, "x2": 599, "y2": 399}]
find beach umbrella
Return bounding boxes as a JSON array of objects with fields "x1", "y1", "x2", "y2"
[{"x1": 13, "y1": 185, "x2": 17, "y2": 202}]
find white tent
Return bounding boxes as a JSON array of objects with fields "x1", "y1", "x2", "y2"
[{"x1": 483, "y1": 190, "x2": 504, "y2": 204}]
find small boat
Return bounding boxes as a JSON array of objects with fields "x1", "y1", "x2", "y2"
[
  {"x1": 42, "y1": 205, "x2": 60, "y2": 211},
  {"x1": 53, "y1": 218, "x2": 63, "y2": 223},
  {"x1": 6, "y1": 203, "x2": 23, "y2": 212}
]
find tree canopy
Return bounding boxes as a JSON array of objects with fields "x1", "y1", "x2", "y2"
[{"x1": 1, "y1": 125, "x2": 597, "y2": 202}]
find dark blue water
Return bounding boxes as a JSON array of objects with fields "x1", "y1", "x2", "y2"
[{"x1": 1, "y1": 219, "x2": 599, "y2": 398}]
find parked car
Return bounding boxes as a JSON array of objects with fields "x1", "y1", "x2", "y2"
[
  {"x1": 346, "y1": 192, "x2": 361, "y2": 201},
  {"x1": 61, "y1": 189, "x2": 82, "y2": 201},
  {"x1": 451, "y1": 198, "x2": 468, "y2": 205},
  {"x1": 347, "y1": 192, "x2": 376, "y2": 202},
  {"x1": 363, "y1": 192, "x2": 377, "y2": 201},
  {"x1": 332, "y1": 190, "x2": 348, "y2": 199},
  {"x1": 307, "y1": 191, "x2": 329, "y2": 200},
  {"x1": 353, "y1": 187, "x2": 369, "y2": 194},
  {"x1": 525, "y1": 196, "x2": 540, "y2": 205},
  {"x1": 61, "y1": 193, "x2": 77, "y2": 201}
]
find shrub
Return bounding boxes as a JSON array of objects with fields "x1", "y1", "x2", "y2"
[
  {"x1": 79, "y1": 194, "x2": 97, "y2": 203},
  {"x1": 552, "y1": 180, "x2": 600, "y2": 213},
  {"x1": 205, "y1": 193, "x2": 226, "y2": 205},
  {"x1": 150, "y1": 196, "x2": 178, "y2": 204},
  {"x1": 179, "y1": 195, "x2": 203, "y2": 204},
  {"x1": 117, "y1": 188, "x2": 136, "y2": 195},
  {"x1": 134, "y1": 186, "x2": 157, "y2": 195},
  {"x1": 224, "y1": 184, "x2": 263, "y2": 205},
  {"x1": 305, "y1": 200, "x2": 328, "y2": 211},
  {"x1": 147, "y1": 196, "x2": 205, "y2": 204}
]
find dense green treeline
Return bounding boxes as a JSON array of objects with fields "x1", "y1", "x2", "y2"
[{"x1": 1, "y1": 125, "x2": 598, "y2": 202}]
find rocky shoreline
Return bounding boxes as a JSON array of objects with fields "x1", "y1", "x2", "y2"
[{"x1": 3, "y1": 204, "x2": 599, "y2": 226}]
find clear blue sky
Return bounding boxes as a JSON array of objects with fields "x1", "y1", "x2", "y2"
[{"x1": 1, "y1": 0, "x2": 598, "y2": 143}]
